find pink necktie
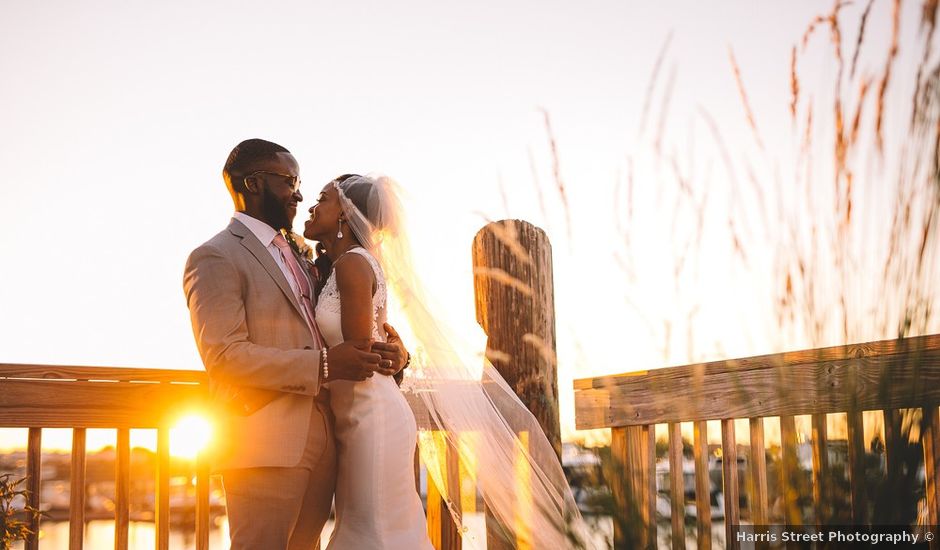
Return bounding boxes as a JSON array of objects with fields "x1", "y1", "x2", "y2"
[{"x1": 272, "y1": 234, "x2": 326, "y2": 348}]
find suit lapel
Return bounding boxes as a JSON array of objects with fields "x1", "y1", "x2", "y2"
[{"x1": 227, "y1": 219, "x2": 307, "y2": 321}]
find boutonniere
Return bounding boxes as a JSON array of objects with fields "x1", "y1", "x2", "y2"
[
  {"x1": 280, "y1": 229, "x2": 313, "y2": 260},
  {"x1": 281, "y1": 229, "x2": 318, "y2": 279}
]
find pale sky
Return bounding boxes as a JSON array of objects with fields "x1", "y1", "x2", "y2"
[{"x1": 1, "y1": 0, "x2": 936, "y2": 451}]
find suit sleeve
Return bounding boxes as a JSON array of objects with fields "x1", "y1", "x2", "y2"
[{"x1": 183, "y1": 244, "x2": 321, "y2": 396}]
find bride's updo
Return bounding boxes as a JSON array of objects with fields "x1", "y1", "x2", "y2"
[
  {"x1": 314, "y1": 173, "x2": 391, "y2": 295},
  {"x1": 333, "y1": 174, "x2": 386, "y2": 238}
]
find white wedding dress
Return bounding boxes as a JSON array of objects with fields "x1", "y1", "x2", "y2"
[{"x1": 315, "y1": 247, "x2": 434, "y2": 550}]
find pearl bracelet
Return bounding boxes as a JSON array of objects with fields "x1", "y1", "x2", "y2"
[{"x1": 321, "y1": 347, "x2": 329, "y2": 381}]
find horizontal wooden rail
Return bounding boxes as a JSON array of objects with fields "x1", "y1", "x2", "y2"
[
  {"x1": 0, "y1": 364, "x2": 207, "y2": 429},
  {"x1": 574, "y1": 334, "x2": 940, "y2": 429}
]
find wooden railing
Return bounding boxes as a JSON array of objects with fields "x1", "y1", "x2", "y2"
[
  {"x1": 0, "y1": 364, "x2": 472, "y2": 550},
  {"x1": 574, "y1": 334, "x2": 940, "y2": 549},
  {"x1": 0, "y1": 365, "x2": 210, "y2": 550}
]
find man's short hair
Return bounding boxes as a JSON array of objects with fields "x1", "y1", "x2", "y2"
[{"x1": 223, "y1": 138, "x2": 290, "y2": 185}]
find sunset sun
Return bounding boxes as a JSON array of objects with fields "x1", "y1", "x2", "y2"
[{"x1": 169, "y1": 413, "x2": 214, "y2": 459}]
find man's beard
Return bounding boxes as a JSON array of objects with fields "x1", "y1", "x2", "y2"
[{"x1": 261, "y1": 187, "x2": 292, "y2": 231}]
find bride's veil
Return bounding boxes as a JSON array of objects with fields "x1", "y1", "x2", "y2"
[{"x1": 333, "y1": 174, "x2": 593, "y2": 549}]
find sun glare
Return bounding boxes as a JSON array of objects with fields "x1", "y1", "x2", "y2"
[{"x1": 170, "y1": 413, "x2": 213, "y2": 459}]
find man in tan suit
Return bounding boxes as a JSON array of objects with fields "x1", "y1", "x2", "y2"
[{"x1": 183, "y1": 139, "x2": 407, "y2": 549}]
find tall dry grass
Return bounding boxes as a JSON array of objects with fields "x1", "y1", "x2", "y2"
[
  {"x1": 463, "y1": 0, "x2": 940, "y2": 546},
  {"x1": 495, "y1": 0, "x2": 940, "y2": 545}
]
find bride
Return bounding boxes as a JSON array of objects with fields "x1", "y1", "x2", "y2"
[
  {"x1": 303, "y1": 174, "x2": 591, "y2": 549},
  {"x1": 304, "y1": 173, "x2": 433, "y2": 549}
]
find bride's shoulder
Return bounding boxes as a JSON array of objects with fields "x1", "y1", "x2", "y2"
[
  {"x1": 333, "y1": 249, "x2": 382, "y2": 298},
  {"x1": 346, "y1": 248, "x2": 382, "y2": 273}
]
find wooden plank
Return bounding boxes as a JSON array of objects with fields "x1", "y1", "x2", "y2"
[
  {"x1": 883, "y1": 409, "x2": 903, "y2": 469},
  {"x1": 748, "y1": 418, "x2": 769, "y2": 527},
  {"x1": 575, "y1": 345, "x2": 940, "y2": 429},
  {"x1": 810, "y1": 414, "x2": 830, "y2": 527},
  {"x1": 692, "y1": 421, "x2": 711, "y2": 550},
  {"x1": 69, "y1": 428, "x2": 86, "y2": 550},
  {"x1": 0, "y1": 379, "x2": 208, "y2": 428},
  {"x1": 611, "y1": 427, "x2": 635, "y2": 550},
  {"x1": 643, "y1": 425, "x2": 657, "y2": 550},
  {"x1": 574, "y1": 334, "x2": 939, "y2": 390},
  {"x1": 427, "y1": 474, "x2": 448, "y2": 550},
  {"x1": 614, "y1": 425, "x2": 656, "y2": 549},
  {"x1": 846, "y1": 410, "x2": 868, "y2": 525},
  {"x1": 115, "y1": 428, "x2": 130, "y2": 550},
  {"x1": 427, "y1": 432, "x2": 462, "y2": 550},
  {"x1": 156, "y1": 427, "x2": 170, "y2": 550},
  {"x1": 883, "y1": 409, "x2": 903, "y2": 479},
  {"x1": 445, "y1": 438, "x2": 463, "y2": 550},
  {"x1": 195, "y1": 453, "x2": 211, "y2": 550},
  {"x1": 668, "y1": 423, "x2": 685, "y2": 549},
  {"x1": 779, "y1": 415, "x2": 802, "y2": 527},
  {"x1": 923, "y1": 406, "x2": 940, "y2": 550},
  {"x1": 721, "y1": 419, "x2": 740, "y2": 550},
  {"x1": 0, "y1": 364, "x2": 206, "y2": 383},
  {"x1": 26, "y1": 427, "x2": 41, "y2": 550}
]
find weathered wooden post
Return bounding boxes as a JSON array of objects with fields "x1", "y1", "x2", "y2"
[{"x1": 472, "y1": 219, "x2": 562, "y2": 549}]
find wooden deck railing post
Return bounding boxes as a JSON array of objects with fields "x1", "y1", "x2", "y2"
[
  {"x1": 668, "y1": 422, "x2": 686, "y2": 549},
  {"x1": 747, "y1": 418, "x2": 768, "y2": 528},
  {"x1": 923, "y1": 406, "x2": 940, "y2": 550},
  {"x1": 195, "y1": 452, "x2": 211, "y2": 550},
  {"x1": 810, "y1": 413, "x2": 830, "y2": 528},
  {"x1": 473, "y1": 220, "x2": 561, "y2": 549},
  {"x1": 778, "y1": 415, "x2": 802, "y2": 529},
  {"x1": 69, "y1": 427, "x2": 87, "y2": 550},
  {"x1": 426, "y1": 432, "x2": 462, "y2": 550},
  {"x1": 721, "y1": 419, "x2": 740, "y2": 550},
  {"x1": 156, "y1": 425, "x2": 171, "y2": 550},
  {"x1": 115, "y1": 427, "x2": 130, "y2": 550},
  {"x1": 846, "y1": 409, "x2": 868, "y2": 525},
  {"x1": 26, "y1": 427, "x2": 42, "y2": 550},
  {"x1": 693, "y1": 421, "x2": 712, "y2": 550}
]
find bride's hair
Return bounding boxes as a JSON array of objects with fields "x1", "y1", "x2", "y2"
[
  {"x1": 334, "y1": 174, "x2": 387, "y2": 231},
  {"x1": 313, "y1": 173, "x2": 381, "y2": 296}
]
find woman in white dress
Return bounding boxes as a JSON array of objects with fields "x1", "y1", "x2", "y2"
[
  {"x1": 303, "y1": 174, "x2": 433, "y2": 550},
  {"x1": 304, "y1": 173, "x2": 593, "y2": 550}
]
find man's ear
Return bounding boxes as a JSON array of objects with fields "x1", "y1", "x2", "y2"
[{"x1": 243, "y1": 175, "x2": 259, "y2": 193}]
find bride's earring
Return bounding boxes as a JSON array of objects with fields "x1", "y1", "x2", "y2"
[{"x1": 337, "y1": 219, "x2": 344, "y2": 239}]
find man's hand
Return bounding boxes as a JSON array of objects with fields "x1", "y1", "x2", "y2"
[
  {"x1": 326, "y1": 339, "x2": 383, "y2": 382},
  {"x1": 371, "y1": 322, "x2": 409, "y2": 378}
]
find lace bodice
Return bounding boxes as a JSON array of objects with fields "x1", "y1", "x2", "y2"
[{"x1": 315, "y1": 247, "x2": 387, "y2": 343}]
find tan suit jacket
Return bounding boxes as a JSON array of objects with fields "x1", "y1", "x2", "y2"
[{"x1": 184, "y1": 218, "x2": 328, "y2": 470}]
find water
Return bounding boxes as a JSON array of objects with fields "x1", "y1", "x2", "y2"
[
  {"x1": 15, "y1": 514, "x2": 612, "y2": 549},
  {"x1": 15, "y1": 519, "x2": 321, "y2": 550}
]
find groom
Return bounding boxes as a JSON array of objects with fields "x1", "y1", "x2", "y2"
[{"x1": 183, "y1": 138, "x2": 408, "y2": 549}]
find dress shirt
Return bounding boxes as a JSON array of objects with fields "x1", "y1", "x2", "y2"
[{"x1": 233, "y1": 212, "x2": 314, "y2": 327}]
